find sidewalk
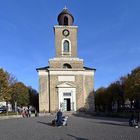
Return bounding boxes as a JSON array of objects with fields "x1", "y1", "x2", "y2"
[
  {"x1": 0, "y1": 113, "x2": 52, "y2": 120},
  {"x1": 0, "y1": 114, "x2": 22, "y2": 120}
]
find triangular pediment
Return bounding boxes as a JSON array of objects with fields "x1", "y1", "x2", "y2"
[{"x1": 56, "y1": 82, "x2": 76, "y2": 88}]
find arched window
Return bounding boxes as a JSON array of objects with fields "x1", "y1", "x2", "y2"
[
  {"x1": 64, "y1": 16, "x2": 68, "y2": 25},
  {"x1": 63, "y1": 40, "x2": 69, "y2": 52},
  {"x1": 63, "y1": 63, "x2": 72, "y2": 69}
]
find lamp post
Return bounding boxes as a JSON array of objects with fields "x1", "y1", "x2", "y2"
[
  {"x1": 13, "y1": 93, "x2": 17, "y2": 114},
  {"x1": 14, "y1": 101, "x2": 17, "y2": 112}
]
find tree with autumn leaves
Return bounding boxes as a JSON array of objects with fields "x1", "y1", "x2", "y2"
[
  {"x1": 10, "y1": 82, "x2": 29, "y2": 107},
  {"x1": 95, "y1": 66, "x2": 140, "y2": 112},
  {"x1": 124, "y1": 67, "x2": 140, "y2": 109},
  {"x1": 0, "y1": 68, "x2": 38, "y2": 111},
  {"x1": 0, "y1": 69, "x2": 11, "y2": 105}
]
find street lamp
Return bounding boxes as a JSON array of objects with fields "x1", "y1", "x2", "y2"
[{"x1": 12, "y1": 93, "x2": 17, "y2": 113}]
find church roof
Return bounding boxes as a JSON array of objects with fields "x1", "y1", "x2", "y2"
[
  {"x1": 36, "y1": 66, "x2": 49, "y2": 71},
  {"x1": 36, "y1": 66, "x2": 96, "y2": 71},
  {"x1": 58, "y1": 7, "x2": 74, "y2": 22},
  {"x1": 84, "y1": 67, "x2": 96, "y2": 71}
]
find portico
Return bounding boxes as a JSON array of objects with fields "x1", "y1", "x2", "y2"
[{"x1": 57, "y1": 82, "x2": 76, "y2": 111}]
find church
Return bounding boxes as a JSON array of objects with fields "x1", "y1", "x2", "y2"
[{"x1": 36, "y1": 8, "x2": 95, "y2": 113}]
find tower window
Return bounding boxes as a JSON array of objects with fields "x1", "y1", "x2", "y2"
[
  {"x1": 63, "y1": 40, "x2": 69, "y2": 52},
  {"x1": 64, "y1": 16, "x2": 68, "y2": 25},
  {"x1": 63, "y1": 63, "x2": 72, "y2": 69}
]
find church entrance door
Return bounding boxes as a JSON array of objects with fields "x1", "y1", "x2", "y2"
[{"x1": 64, "y1": 98, "x2": 71, "y2": 111}]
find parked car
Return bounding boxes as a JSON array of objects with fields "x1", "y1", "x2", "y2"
[{"x1": 0, "y1": 106, "x2": 7, "y2": 113}]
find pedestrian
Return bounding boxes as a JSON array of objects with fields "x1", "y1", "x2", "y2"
[
  {"x1": 129, "y1": 113, "x2": 134, "y2": 127},
  {"x1": 21, "y1": 108, "x2": 26, "y2": 118},
  {"x1": 28, "y1": 106, "x2": 32, "y2": 117},
  {"x1": 56, "y1": 109, "x2": 63, "y2": 127},
  {"x1": 135, "y1": 111, "x2": 139, "y2": 128},
  {"x1": 35, "y1": 109, "x2": 38, "y2": 117}
]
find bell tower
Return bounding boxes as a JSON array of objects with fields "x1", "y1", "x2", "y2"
[{"x1": 54, "y1": 7, "x2": 78, "y2": 58}]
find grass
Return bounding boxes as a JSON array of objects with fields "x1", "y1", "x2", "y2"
[{"x1": 0, "y1": 112, "x2": 19, "y2": 116}]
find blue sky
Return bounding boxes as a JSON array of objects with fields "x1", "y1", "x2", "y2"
[{"x1": 0, "y1": 0, "x2": 140, "y2": 91}]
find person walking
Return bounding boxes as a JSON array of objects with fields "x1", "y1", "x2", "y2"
[
  {"x1": 28, "y1": 106, "x2": 32, "y2": 117},
  {"x1": 129, "y1": 113, "x2": 134, "y2": 127},
  {"x1": 135, "y1": 111, "x2": 139, "y2": 128},
  {"x1": 56, "y1": 109, "x2": 63, "y2": 127}
]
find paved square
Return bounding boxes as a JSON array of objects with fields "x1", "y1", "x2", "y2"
[{"x1": 0, "y1": 115, "x2": 140, "y2": 140}]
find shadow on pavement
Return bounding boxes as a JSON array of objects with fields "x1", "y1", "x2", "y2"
[
  {"x1": 72, "y1": 112, "x2": 94, "y2": 119},
  {"x1": 72, "y1": 112, "x2": 129, "y2": 123},
  {"x1": 67, "y1": 134, "x2": 88, "y2": 140},
  {"x1": 37, "y1": 121, "x2": 52, "y2": 127},
  {"x1": 97, "y1": 121, "x2": 128, "y2": 127}
]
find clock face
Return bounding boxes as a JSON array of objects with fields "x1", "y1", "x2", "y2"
[{"x1": 63, "y1": 29, "x2": 69, "y2": 37}]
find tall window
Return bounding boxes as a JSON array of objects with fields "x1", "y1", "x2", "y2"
[
  {"x1": 63, "y1": 40, "x2": 69, "y2": 52},
  {"x1": 64, "y1": 16, "x2": 68, "y2": 25}
]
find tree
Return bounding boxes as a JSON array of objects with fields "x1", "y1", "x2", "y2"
[
  {"x1": 106, "y1": 81, "x2": 124, "y2": 111},
  {"x1": 28, "y1": 86, "x2": 39, "y2": 111},
  {"x1": 11, "y1": 82, "x2": 29, "y2": 107},
  {"x1": 95, "y1": 81, "x2": 125, "y2": 112},
  {"x1": 95, "y1": 66, "x2": 140, "y2": 113},
  {"x1": 124, "y1": 66, "x2": 140, "y2": 108},
  {"x1": 95, "y1": 87, "x2": 107, "y2": 112},
  {"x1": 0, "y1": 68, "x2": 38, "y2": 112},
  {"x1": 6, "y1": 72, "x2": 17, "y2": 86},
  {"x1": 0, "y1": 68, "x2": 11, "y2": 103}
]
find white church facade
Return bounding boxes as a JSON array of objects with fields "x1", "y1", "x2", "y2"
[{"x1": 36, "y1": 8, "x2": 95, "y2": 113}]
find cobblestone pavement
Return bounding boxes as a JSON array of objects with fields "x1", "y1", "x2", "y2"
[{"x1": 0, "y1": 115, "x2": 139, "y2": 140}]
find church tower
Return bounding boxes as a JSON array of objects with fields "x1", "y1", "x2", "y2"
[
  {"x1": 54, "y1": 7, "x2": 77, "y2": 58},
  {"x1": 37, "y1": 8, "x2": 95, "y2": 113}
]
